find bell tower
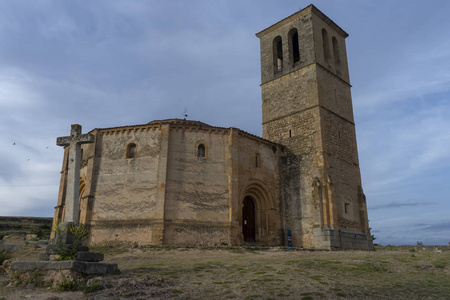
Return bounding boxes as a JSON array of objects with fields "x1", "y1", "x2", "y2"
[{"x1": 256, "y1": 5, "x2": 372, "y2": 250}]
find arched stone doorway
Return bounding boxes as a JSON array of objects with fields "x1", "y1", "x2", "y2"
[
  {"x1": 240, "y1": 180, "x2": 280, "y2": 245},
  {"x1": 242, "y1": 196, "x2": 256, "y2": 242}
]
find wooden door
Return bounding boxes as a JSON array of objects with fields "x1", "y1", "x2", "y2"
[{"x1": 242, "y1": 196, "x2": 255, "y2": 242}]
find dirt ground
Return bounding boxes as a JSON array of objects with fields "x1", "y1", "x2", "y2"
[{"x1": 1, "y1": 243, "x2": 449, "y2": 300}]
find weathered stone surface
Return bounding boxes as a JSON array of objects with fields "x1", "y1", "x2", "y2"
[
  {"x1": 25, "y1": 234, "x2": 38, "y2": 241},
  {"x1": 10, "y1": 260, "x2": 117, "y2": 275},
  {"x1": 0, "y1": 242, "x2": 23, "y2": 253},
  {"x1": 46, "y1": 244, "x2": 89, "y2": 254},
  {"x1": 10, "y1": 260, "x2": 86, "y2": 273},
  {"x1": 2, "y1": 259, "x2": 11, "y2": 269},
  {"x1": 50, "y1": 5, "x2": 372, "y2": 251},
  {"x1": 38, "y1": 252, "x2": 50, "y2": 261},
  {"x1": 57, "y1": 124, "x2": 95, "y2": 223},
  {"x1": 75, "y1": 251, "x2": 104, "y2": 262},
  {"x1": 84, "y1": 262, "x2": 117, "y2": 274},
  {"x1": 256, "y1": 5, "x2": 372, "y2": 250}
]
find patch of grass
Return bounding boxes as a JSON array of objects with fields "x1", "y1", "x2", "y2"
[
  {"x1": 308, "y1": 275, "x2": 324, "y2": 281},
  {"x1": 433, "y1": 261, "x2": 447, "y2": 269},
  {"x1": 393, "y1": 257, "x2": 411, "y2": 263},
  {"x1": 245, "y1": 295, "x2": 262, "y2": 299},
  {"x1": 55, "y1": 275, "x2": 77, "y2": 291},
  {"x1": 284, "y1": 260, "x2": 299, "y2": 265},
  {"x1": 251, "y1": 278, "x2": 283, "y2": 283},
  {"x1": 294, "y1": 269, "x2": 309, "y2": 274},
  {"x1": 300, "y1": 293, "x2": 313, "y2": 300},
  {"x1": 171, "y1": 289, "x2": 183, "y2": 295},
  {"x1": 254, "y1": 271, "x2": 266, "y2": 274},
  {"x1": 355, "y1": 263, "x2": 388, "y2": 272},
  {"x1": 213, "y1": 281, "x2": 233, "y2": 284},
  {"x1": 230, "y1": 248, "x2": 246, "y2": 254},
  {"x1": 300, "y1": 292, "x2": 325, "y2": 299},
  {"x1": 80, "y1": 279, "x2": 103, "y2": 293},
  {"x1": 335, "y1": 263, "x2": 389, "y2": 273},
  {"x1": 0, "y1": 251, "x2": 12, "y2": 265}
]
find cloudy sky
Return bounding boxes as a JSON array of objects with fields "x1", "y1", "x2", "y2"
[{"x1": 1, "y1": 0, "x2": 449, "y2": 246}]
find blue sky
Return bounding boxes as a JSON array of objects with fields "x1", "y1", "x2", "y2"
[{"x1": 0, "y1": 0, "x2": 449, "y2": 246}]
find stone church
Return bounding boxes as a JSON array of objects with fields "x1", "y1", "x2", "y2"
[{"x1": 52, "y1": 5, "x2": 373, "y2": 250}]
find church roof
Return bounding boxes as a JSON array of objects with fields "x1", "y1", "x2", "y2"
[
  {"x1": 93, "y1": 118, "x2": 224, "y2": 132},
  {"x1": 91, "y1": 118, "x2": 278, "y2": 147},
  {"x1": 147, "y1": 118, "x2": 220, "y2": 129}
]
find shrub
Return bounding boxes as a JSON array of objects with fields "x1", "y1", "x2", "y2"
[
  {"x1": 0, "y1": 251, "x2": 12, "y2": 265},
  {"x1": 53, "y1": 222, "x2": 88, "y2": 260}
]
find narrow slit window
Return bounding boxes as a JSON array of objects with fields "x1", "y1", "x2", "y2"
[
  {"x1": 198, "y1": 144, "x2": 206, "y2": 158},
  {"x1": 127, "y1": 143, "x2": 136, "y2": 158},
  {"x1": 344, "y1": 203, "x2": 350, "y2": 214},
  {"x1": 255, "y1": 153, "x2": 260, "y2": 168},
  {"x1": 289, "y1": 130, "x2": 292, "y2": 138}
]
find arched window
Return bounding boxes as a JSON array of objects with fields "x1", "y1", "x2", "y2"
[
  {"x1": 273, "y1": 36, "x2": 283, "y2": 73},
  {"x1": 126, "y1": 143, "x2": 136, "y2": 158},
  {"x1": 288, "y1": 28, "x2": 300, "y2": 64},
  {"x1": 322, "y1": 28, "x2": 330, "y2": 63},
  {"x1": 332, "y1": 36, "x2": 341, "y2": 70},
  {"x1": 197, "y1": 144, "x2": 206, "y2": 158}
]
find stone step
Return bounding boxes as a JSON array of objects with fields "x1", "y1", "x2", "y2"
[
  {"x1": 75, "y1": 251, "x2": 104, "y2": 262},
  {"x1": 10, "y1": 260, "x2": 117, "y2": 275},
  {"x1": 46, "y1": 244, "x2": 89, "y2": 254}
]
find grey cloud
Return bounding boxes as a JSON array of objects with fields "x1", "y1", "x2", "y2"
[{"x1": 370, "y1": 202, "x2": 434, "y2": 210}]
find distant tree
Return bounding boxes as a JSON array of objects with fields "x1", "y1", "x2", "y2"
[{"x1": 369, "y1": 227, "x2": 375, "y2": 241}]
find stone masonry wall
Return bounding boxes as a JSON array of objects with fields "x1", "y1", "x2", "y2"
[
  {"x1": 163, "y1": 128, "x2": 230, "y2": 246},
  {"x1": 88, "y1": 127, "x2": 164, "y2": 245},
  {"x1": 236, "y1": 133, "x2": 282, "y2": 245},
  {"x1": 258, "y1": 8, "x2": 315, "y2": 85}
]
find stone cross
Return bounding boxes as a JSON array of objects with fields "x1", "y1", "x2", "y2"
[{"x1": 57, "y1": 124, "x2": 94, "y2": 223}]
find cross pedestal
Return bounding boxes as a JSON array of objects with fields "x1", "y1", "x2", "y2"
[{"x1": 56, "y1": 124, "x2": 94, "y2": 244}]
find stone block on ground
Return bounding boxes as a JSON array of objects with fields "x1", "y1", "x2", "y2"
[
  {"x1": 10, "y1": 260, "x2": 86, "y2": 273},
  {"x1": 84, "y1": 262, "x2": 117, "y2": 274},
  {"x1": 38, "y1": 252, "x2": 50, "y2": 261},
  {"x1": 46, "y1": 244, "x2": 89, "y2": 254},
  {"x1": 25, "y1": 234, "x2": 38, "y2": 241},
  {"x1": 10, "y1": 260, "x2": 117, "y2": 275},
  {"x1": 75, "y1": 251, "x2": 104, "y2": 262},
  {"x1": 0, "y1": 242, "x2": 23, "y2": 253}
]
